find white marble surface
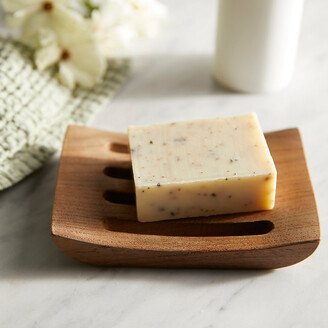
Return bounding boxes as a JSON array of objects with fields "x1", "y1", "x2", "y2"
[{"x1": 1, "y1": 0, "x2": 328, "y2": 327}]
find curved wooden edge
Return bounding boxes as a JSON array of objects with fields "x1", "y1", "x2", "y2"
[{"x1": 52, "y1": 234, "x2": 320, "y2": 269}]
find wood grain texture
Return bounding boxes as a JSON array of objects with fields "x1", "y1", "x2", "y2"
[{"x1": 51, "y1": 125, "x2": 320, "y2": 269}]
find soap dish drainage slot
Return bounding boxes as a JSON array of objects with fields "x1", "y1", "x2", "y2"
[
  {"x1": 103, "y1": 219, "x2": 274, "y2": 237},
  {"x1": 104, "y1": 166, "x2": 133, "y2": 180},
  {"x1": 103, "y1": 190, "x2": 136, "y2": 205}
]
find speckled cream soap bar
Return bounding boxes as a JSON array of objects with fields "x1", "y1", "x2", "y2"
[{"x1": 128, "y1": 113, "x2": 277, "y2": 222}]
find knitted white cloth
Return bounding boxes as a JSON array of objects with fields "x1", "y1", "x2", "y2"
[{"x1": 0, "y1": 38, "x2": 130, "y2": 190}]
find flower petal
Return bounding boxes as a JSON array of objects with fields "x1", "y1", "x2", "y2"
[
  {"x1": 50, "y1": 4, "x2": 92, "y2": 45},
  {"x1": 20, "y1": 10, "x2": 49, "y2": 47},
  {"x1": 68, "y1": 41, "x2": 106, "y2": 85},
  {"x1": 35, "y1": 42, "x2": 61, "y2": 70},
  {"x1": 4, "y1": 4, "x2": 39, "y2": 28},
  {"x1": 1, "y1": 0, "x2": 42, "y2": 13},
  {"x1": 37, "y1": 27, "x2": 57, "y2": 47},
  {"x1": 96, "y1": 24, "x2": 137, "y2": 57},
  {"x1": 57, "y1": 62, "x2": 76, "y2": 89},
  {"x1": 130, "y1": 0, "x2": 167, "y2": 37}
]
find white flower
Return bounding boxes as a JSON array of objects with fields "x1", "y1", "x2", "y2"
[
  {"x1": 92, "y1": 0, "x2": 167, "y2": 57},
  {"x1": 129, "y1": 0, "x2": 167, "y2": 38},
  {"x1": 35, "y1": 25, "x2": 106, "y2": 89},
  {"x1": 1, "y1": 0, "x2": 105, "y2": 88},
  {"x1": 0, "y1": 0, "x2": 167, "y2": 89},
  {"x1": 91, "y1": 0, "x2": 137, "y2": 57},
  {"x1": 1, "y1": 0, "x2": 85, "y2": 47}
]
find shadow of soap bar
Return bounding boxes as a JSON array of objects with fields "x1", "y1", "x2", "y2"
[{"x1": 128, "y1": 113, "x2": 277, "y2": 222}]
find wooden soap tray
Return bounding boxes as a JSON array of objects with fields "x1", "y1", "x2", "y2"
[{"x1": 51, "y1": 125, "x2": 320, "y2": 269}]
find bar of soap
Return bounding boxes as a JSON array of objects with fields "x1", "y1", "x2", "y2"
[{"x1": 128, "y1": 113, "x2": 277, "y2": 222}]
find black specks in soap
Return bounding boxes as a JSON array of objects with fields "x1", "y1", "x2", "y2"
[
  {"x1": 149, "y1": 140, "x2": 153, "y2": 144},
  {"x1": 157, "y1": 183, "x2": 161, "y2": 187},
  {"x1": 211, "y1": 193, "x2": 217, "y2": 197}
]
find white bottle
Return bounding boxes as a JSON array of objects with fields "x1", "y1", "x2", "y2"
[{"x1": 214, "y1": 0, "x2": 304, "y2": 93}]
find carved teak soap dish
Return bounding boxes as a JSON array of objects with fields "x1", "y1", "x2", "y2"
[{"x1": 51, "y1": 125, "x2": 320, "y2": 269}]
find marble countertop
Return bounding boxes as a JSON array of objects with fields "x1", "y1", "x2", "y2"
[{"x1": 1, "y1": 0, "x2": 328, "y2": 327}]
